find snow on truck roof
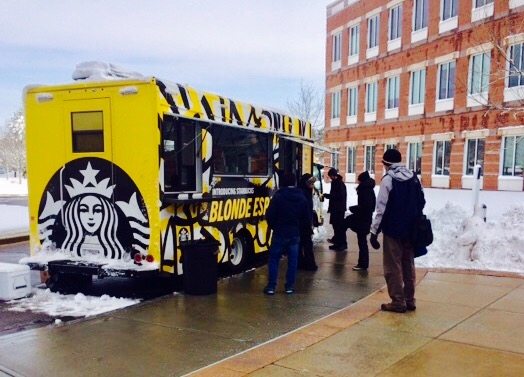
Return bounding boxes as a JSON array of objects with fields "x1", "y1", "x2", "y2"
[{"x1": 25, "y1": 61, "x2": 314, "y2": 140}]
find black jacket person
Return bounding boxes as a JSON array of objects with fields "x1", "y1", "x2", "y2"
[
  {"x1": 348, "y1": 171, "x2": 376, "y2": 270},
  {"x1": 324, "y1": 168, "x2": 347, "y2": 251}
]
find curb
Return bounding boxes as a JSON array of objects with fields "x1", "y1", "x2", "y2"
[{"x1": 0, "y1": 234, "x2": 29, "y2": 246}]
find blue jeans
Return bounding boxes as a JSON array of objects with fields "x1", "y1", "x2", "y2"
[{"x1": 267, "y1": 234, "x2": 300, "y2": 290}]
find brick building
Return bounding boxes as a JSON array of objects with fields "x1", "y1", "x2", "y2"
[{"x1": 324, "y1": 0, "x2": 524, "y2": 191}]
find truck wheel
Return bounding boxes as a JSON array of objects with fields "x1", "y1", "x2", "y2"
[{"x1": 228, "y1": 233, "x2": 253, "y2": 274}]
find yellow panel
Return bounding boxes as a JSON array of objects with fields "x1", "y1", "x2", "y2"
[{"x1": 71, "y1": 111, "x2": 103, "y2": 131}]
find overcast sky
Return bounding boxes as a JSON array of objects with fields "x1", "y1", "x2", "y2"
[{"x1": 0, "y1": 0, "x2": 328, "y2": 125}]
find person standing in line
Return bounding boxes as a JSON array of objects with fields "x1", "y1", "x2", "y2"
[
  {"x1": 369, "y1": 149, "x2": 425, "y2": 313},
  {"x1": 348, "y1": 171, "x2": 376, "y2": 271},
  {"x1": 324, "y1": 168, "x2": 347, "y2": 251},
  {"x1": 264, "y1": 172, "x2": 310, "y2": 295},
  {"x1": 297, "y1": 173, "x2": 318, "y2": 271}
]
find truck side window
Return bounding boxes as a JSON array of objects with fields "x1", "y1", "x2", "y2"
[
  {"x1": 212, "y1": 126, "x2": 269, "y2": 176},
  {"x1": 162, "y1": 116, "x2": 197, "y2": 192},
  {"x1": 71, "y1": 111, "x2": 104, "y2": 153}
]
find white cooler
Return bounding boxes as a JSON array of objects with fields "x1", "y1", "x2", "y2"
[{"x1": 0, "y1": 262, "x2": 31, "y2": 300}]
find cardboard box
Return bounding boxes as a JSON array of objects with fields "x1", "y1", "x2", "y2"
[{"x1": 0, "y1": 263, "x2": 31, "y2": 300}]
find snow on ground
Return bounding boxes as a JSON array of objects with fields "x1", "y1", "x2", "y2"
[
  {"x1": 0, "y1": 177, "x2": 28, "y2": 236},
  {"x1": 7, "y1": 288, "x2": 140, "y2": 318},
  {"x1": 324, "y1": 181, "x2": 524, "y2": 274},
  {"x1": 0, "y1": 177, "x2": 27, "y2": 196}
]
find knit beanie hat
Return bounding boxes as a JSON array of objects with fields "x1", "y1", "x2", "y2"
[{"x1": 382, "y1": 149, "x2": 402, "y2": 165}]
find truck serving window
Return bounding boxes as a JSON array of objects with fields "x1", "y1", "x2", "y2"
[
  {"x1": 71, "y1": 111, "x2": 104, "y2": 152},
  {"x1": 212, "y1": 126, "x2": 269, "y2": 176},
  {"x1": 162, "y1": 116, "x2": 198, "y2": 192}
]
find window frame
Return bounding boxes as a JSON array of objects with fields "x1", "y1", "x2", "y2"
[
  {"x1": 386, "y1": 75, "x2": 400, "y2": 109},
  {"x1": 365, "y1": 81, "x2": 378, "y2": 114},
  {"x1": 501, "y1": 135, "x2": 524, "y2": 176},
  {"x1": 407, "y1": 142, "x2": 422, "y2": 174},
  {"x1": 332, "y1": 32, "x2": 342, "y2": 63},
  {"x1": 433, "y1": 139, "x2": 451, "y2": 176},
  {"x1": 468, "y1": 51, "x2": 491, "y2": 95},
  {"x1": 349, "y1": 24, "x2": 360, "y2": 57},
  {"x1": 441, "y1": 0, "x2": 457, "y2": 21},
  {"x1": 347, "y1": 86, "x2": 358, "y2": 117},
  {"x1": 364, "y1": 145, "x2": 376, "y2": 174},
  {"x1": 413, "y1": 0, "x2": 428, "y2": 31},
  {"x1": 410, "y1": 68, "x2": 426, "y2": 105},
  {"x1": 346, "y1": 146, "x2": 356, "y2": 174},
  {"x1": 464, "y1": 138, "x2": 485, "y2": 176},
  {"x1": 437, "y1": 60, "x2": 456, "y2": 100},
  {"x1": 507, "y1": 42, "x2": 524, "y2": 89},
  {"x1": 331, "y1": 91, "x2": 341, "y2": 120},
  {"x1": 162, "y1": 116, "x2": 202, "y2": 193},
  {"x1": 388, "y1": 4, "x2": 402, "y2": 41},
  {"x1": 367, "y1": 14, "x2": 379, "y2": 49}
]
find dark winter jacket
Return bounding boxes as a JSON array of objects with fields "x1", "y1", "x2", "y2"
[
  {"x1": 325, "y1": 177, "x2": 347, "y2": 218},
  {"x1": 349, "y1": 176, "x2": 376, "y2": 234},
  {"x1": 370, "y1": 164, "x2": 425, "y2": 239},
  {"x1": 266, "y1": 187, "x2": 309, "y2": 238}
]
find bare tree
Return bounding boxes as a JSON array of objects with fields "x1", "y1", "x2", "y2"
[
  {"x1": 0, "y1": 109, "x2": 26, "y2": 183},
  {"x1": 287, "y1": 81, "x2": 325, "y2": 142}
]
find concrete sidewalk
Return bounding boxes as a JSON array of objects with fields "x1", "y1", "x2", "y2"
[{"x1": 189, "y1": 270, "x2": 524, "y2": 377}]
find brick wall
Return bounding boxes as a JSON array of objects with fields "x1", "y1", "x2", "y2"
[{"x1": 324, "y1": 0, "x2": 524, "y2": 191}]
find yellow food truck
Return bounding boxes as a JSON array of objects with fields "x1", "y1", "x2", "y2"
[{"x1": 23, "y1": 72, "x2": 323, "y2": 289}]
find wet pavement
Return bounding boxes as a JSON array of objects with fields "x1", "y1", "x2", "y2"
[
  {"x1": 190, "y1": 271, "x2": 524, "y2": 377},
  {"x1": 0, "y1": 234, "x2": 387, "y2": 377},
  {"x1": 3, "y1": 235, "x2": 522, "y2": 377}
]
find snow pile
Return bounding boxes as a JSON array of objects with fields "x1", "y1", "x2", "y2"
[
  {"x1": 7, "y1": 289, "x2": 140, "y2": 317},
  {"x1": 72, "y1": 61, "x2": 144, "y2": 81},
  {"x1": 417, "y1": 203, "x2": 524, "y2": 273}
]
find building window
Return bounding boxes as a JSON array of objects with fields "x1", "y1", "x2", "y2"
[
  {"x1": 413, "y1": 0, "x2": 428, "y2": 31},
  {"x1": 389, "y1": 5, "x2": 402, "y2": 41},
  {"x1": 347, "y1": 146, "x2": 356, "y2": 174},
  {"x1": 368, "y1": 15, "x2": 379, "y2": 49},
  {"x1": 442, "y1": 0, "x2": 457, "y2": 20},
  {"x1": 385, "y1": 143, "x2": 397, "y2": 151},
  {"x1": 332, "y1": 32, "x2": 342, "y2": 63},
  {"x1": 349, "y1": 24, "x2": 360, "y2": 57},
  {"x1": 472, "y1": 0, "x2": 494, "y2": 22},
  {"x1": 469, "y1": 52, "x2": 490, "y2": 95},
  {"x1": 408, "y1": 142, "x2": 422, "y2": 174},
  {"x1": 386, "y1": 76, "x2": 400, "y2": 109},
  {"x1": 434, "y1": 140, "x2": 451, "y2": 176},
  {"x1": 502, "y1": 135, "x2": 524, "y2": 176},
  {"x1": 348, "y1": 86, "x2": 358, "y2": 116},
  {"x1": 508, "y1": 43, "x2": 524, "y2": 88},
  {"x1": 331, "y1": 150, "x2": 339, "y2": 170},
  {"x1": 331, "y1": 91, "x2": 341, "y2": 119},
  {"x1": 364, "y1": 145, "x2": 376, "y2": 174},
  {"x1": 410, "y1": 69, "x2": 426, "y2": 105},
  {"x1": 475, "y1": 0, "x2": 493, "y2": 7},
  {"x1": 438, "y1": 61, "x2": 456, "y2": 100},
  {"x1": 365, "y1": 82, "x2": 378, "y2": 113},
  {"x1": 465, "y1": 138, "x2": 485, "y2": 175}
]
